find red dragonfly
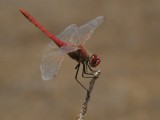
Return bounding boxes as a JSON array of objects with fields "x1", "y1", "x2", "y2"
[{"x1": 19, "y1": 9, "x2": 104, "y2": 90}]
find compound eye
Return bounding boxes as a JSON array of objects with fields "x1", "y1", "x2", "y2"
[{"x1": 89, "y1": 54, "x2": 100, "y2": 67}]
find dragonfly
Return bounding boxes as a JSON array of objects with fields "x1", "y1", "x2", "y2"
[{"x1": 19, "y1": 8, "x2": 104, "y2": 91}]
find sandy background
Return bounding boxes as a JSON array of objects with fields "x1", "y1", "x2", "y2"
[{"x1": 0, "y1": 0, "x2": 160, "y2": 120}]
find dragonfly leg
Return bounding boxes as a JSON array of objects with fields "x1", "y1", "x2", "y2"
[
  {"x1": 82, "y1": 69, "x2": 94, "y2": 78},
  {"x1": 86, "y1": 60, "x2": 93, "y2": 71},
  {"x1": 82, "y1": 62, "x2": 95, "y2": 78},
  {"x1": 75, "y1": 63, "x2": 89, "y2": 92},
  {"x1": 86, "y1": 60, "x2": 97, "y2": 73},
  {"x1": 75, "y1": 62, "x2": 80, "y2": 79}
]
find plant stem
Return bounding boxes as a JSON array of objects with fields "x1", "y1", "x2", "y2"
[{"x1": 76, "y1": 70, "x2": 101, "y2": 120}]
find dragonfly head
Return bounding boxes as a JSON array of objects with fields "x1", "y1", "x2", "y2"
[{"x1": 89, "y1": 54, "x2": 100, "y2": 67}]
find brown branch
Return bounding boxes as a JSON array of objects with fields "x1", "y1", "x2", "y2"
[{"x1": 76, "y1": 70, "x2": 101, "y2": 120}]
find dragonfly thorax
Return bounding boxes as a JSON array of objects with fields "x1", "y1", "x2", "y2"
[{"x1": 68, "y1": 49, "x2": 89, "y2": 63}]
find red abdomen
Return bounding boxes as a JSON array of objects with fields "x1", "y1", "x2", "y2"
[{"x1": 19, "y1": 8, "x2": 66, "y2": 47}]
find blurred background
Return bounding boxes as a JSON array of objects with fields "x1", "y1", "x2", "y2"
[{"x1": 0, "y1": 0, "x2": 160, "y2": 120}]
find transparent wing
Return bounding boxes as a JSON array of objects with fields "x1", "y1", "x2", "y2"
[
  {"x1": 71, "y1": 16, "x2": 105, "y2": 45},
  {"x1": 46, "y1": 24, "x2": 78, "y2": 49},
  {"x1": 57, "y1": 24, "x2": 78, "y2": 44},
  {"x1": 40, "y1": 44, "x2": 78, "y2": 80},
  {"x1": 40, "y1": 45, "x2": 64, "y2": 80}
]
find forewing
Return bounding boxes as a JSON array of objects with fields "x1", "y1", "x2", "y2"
[
  {"x1": 57, "y1": 24, "x2": 78, "y2": 44},
  {"x1": 71, "y1": 16, "x2": 104, "y2": 45},
  {"x1": 40, "y1": 44, "x2": 78, "y2": 80}
]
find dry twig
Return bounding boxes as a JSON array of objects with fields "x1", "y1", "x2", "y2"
[{"x1": 76, "y1": 70, "x2": 101, "y2": 120}]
